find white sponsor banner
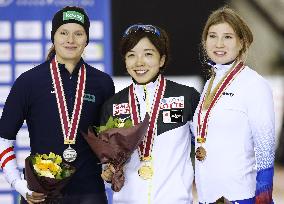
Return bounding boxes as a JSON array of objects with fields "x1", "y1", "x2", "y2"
[
  {"x1": 0, "y1": 173, "x2": 12, "y2": 190},
  {"x1": 90, "y1": 63, "x2": 105, "y2": 72},
  {"x1": 90, "y1": 20, "x2": 104, "y2": 40},
  {"x1": 0, "y1": 193, "x2": 13, "y2": 204},
  {"x1": 15, "y1": 21, "x2": 42, "y2": 39},
  {"x1": 0, "y1": 86, "x2": 11, "y2": 104},
  {"x1": 84, "y1": 42, "x2": 104, "y2": 61},
  {"x1": 0, "y1": 64, "x2": 12, "y2": 83},
  {"x1": 45, "y1": 21, "x2": 52, "y2": 40},
  {"x1": 16, "y1": 150, "x2": 31, "y2": 169},
  {"x1": 0, "y1": 21, "x2": 11, "y2": 39},
  {"x1": 16, "y1": 128, "x2": 30, "y2": 147},
  {"x1": 15, "y1": 64, "x2": 35, "y2": 79},
  {"x1": 0, "y1": 43, "x2": 11, "y2": 61},
  {"x1": 15, "y1": 43, "x2": 42, "y2": 61}
]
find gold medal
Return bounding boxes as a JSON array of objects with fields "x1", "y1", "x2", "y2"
[
  {"x1": 138, "y1": 156, "x2": 153, "y2": 180},
  {"x1": 138, "y1": 164, "x2": 153, "y2": 180},
  {"x1": 195, "y1": 146, "x2": 207, "y2": 161}
]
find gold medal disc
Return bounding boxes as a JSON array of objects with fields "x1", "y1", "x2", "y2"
[
  {"x1": 195, "y1": 146, "x2": 207, "y2": 161},
  {"x1": 138, "y1": 164, "x2": 153, "y2": 180}
]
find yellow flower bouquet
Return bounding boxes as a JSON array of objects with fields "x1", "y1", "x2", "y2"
[{"x1": 25, "y1": 152, "x2": 75, "y2": 203}]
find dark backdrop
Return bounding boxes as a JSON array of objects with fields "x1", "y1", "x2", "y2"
[{"x1": 111, "y1": 0, "x2": 227, "y2": 76}]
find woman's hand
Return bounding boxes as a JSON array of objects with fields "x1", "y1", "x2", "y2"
[{"x1": 26, "y1": 192, "x2": 46, "y2": 204}]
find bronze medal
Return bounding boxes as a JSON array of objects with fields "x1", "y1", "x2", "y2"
[
  {"x1": 138, "y1": 164, "x2": 153, "y2": 180},
  {"x1": 195, "y1": 146, "x2": 207, "y2": 161},
  {"x1": 196, "y1": 62, "x2": 245, "y2": 162}
]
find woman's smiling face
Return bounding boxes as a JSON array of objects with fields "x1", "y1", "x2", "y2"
[
  {"x1": 205, "y1": 22, "x2": 242, "y2": 64},
  {"x1": 125, "y1": 37, "x2": 165, "y2": 84}
]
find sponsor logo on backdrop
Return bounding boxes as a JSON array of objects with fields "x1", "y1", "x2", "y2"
[
  {"x1": 15, "y1": 0, "x2": 94, "y2": 7},
  {"x1": 0, "y1": 0, "x2": 13, "y2": 7}
]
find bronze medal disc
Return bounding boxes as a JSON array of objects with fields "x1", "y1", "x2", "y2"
[{"x1": 195, "y1": 146, "x2": 207, "y2": 161}]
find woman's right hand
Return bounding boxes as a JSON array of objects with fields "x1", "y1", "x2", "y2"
[
  {"x1": 26, "y1": 192, "x2": 46, "y2": 204},
  {"x1": 14, "y1": 179, "x2": 46, "y2": 203}
]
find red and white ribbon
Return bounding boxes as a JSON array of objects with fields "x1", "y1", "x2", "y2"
[
  {"x1": 129, "y1": 75, "x2": 166, "y2": 158},
  {"x1": 50, "y1": 56, "x2": 86, "y2": 144},
  {"x1": 197, "y1": 62, "x2": 245, "y2": 143}
]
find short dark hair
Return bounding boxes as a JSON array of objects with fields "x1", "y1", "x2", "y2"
[{"x1": 120, "y1": 24, "x2": 170, "y2": 71}]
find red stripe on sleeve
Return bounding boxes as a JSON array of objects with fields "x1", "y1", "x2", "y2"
[
  {"x1": 0, "y1": 147, "x2": 14, "y2": 161},
  {"x1": 1, "y1": 154, "x2": 16, "y2": 169}
]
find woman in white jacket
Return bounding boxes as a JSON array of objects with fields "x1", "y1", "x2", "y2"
[
  {"x1": 100, "y1": 24, "x2": 200, "y2": 204},
  {"x1": 193, "y1": 6, "x2": 275, "y2": 204}
]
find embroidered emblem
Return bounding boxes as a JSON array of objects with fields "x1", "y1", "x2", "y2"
[
  {"x1": 113, "y1": 103, "x2": 130, "y2": 116},
  {"x1": 83, "y1": 94, "x2": 96, "y2": 103},
  {"x1": 163, "y1": 109, "x2": 183, "y2": 123}
]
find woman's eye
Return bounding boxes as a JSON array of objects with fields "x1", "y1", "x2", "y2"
[
  {"x1": 60, "y1": 31, "x2": 68, "y2": 35},
  {"x1": 225, "y1": 35, "x2": 233, "y2": 39},
  {"x1": 126, "y1": 54, "x2": 135, "y2": 58},
  {"x1": 75, "y1": 32, "x2": 83, "y2": 36},
  {"x1": 145, "y1": 52, "x2": 153, "y2": 56},
  {"x1": 208, "y1": 34, "x2": 216, "y2": 38}
]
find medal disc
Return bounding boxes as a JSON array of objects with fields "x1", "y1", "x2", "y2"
[
  {"x1": 195, "y1": 146, "x2": 207, "y2": 161},
  {"x1": 138, "y1": 164, "x2": 153, "y2": 180},
  {"x1": 63, "y1": 146, "x2": 77, "y2": 162}
]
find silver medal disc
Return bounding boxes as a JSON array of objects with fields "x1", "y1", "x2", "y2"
[{"x1": 63, "y1": 146, "x2": 77, "y2": 162}]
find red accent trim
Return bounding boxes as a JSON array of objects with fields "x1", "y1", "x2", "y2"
[
  {"x1": 0, "y1": 147, "x2": 14, "y2": 161},
  {"x1": 1, "y1": 154, "x2": 16, "y2": 168}
]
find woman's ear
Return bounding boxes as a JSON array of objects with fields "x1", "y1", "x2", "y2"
[{"x1": 160, "y1": 55, "x2": 166, "y2": 67}]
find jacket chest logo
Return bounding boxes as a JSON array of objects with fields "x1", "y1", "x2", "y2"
[
  {"x1": 222, "y1": 92, "x2": 234, "y2": 97},
  {"x1": 113, "y1": 103, "x2": 130, "y2": 116},
  {"x1": 160, "y1": 96, "x2": 184, "y2": 110}
]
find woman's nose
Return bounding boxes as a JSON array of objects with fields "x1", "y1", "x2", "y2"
[
  {"x1": 67, "y1": 34, "x2": 74, "y2": 43},
  {"x1": 216, "y1": 37, "x2": 224, "y2": 48},
  {"x1": 135, "y1": 56, "x2": 144, "y2": 66}
]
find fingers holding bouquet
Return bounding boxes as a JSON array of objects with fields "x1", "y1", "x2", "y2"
[
  {"x1": 101, "y1": 163, "x2": 115, "y2": 182},
  {"x1": 26, "y1": 191, "x2": 46, "y2": 204}
]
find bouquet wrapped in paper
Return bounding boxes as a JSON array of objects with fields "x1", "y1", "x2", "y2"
[
  {"x1": 82, "y1": 114, "x2": 149, "y2": 192},
  {"x1": 25, "y1": 152, "x2": 76, "y2": 203}
]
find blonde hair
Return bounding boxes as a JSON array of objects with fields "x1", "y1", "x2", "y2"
[{"x1": 202, "y1": 6, "x2": 253, "y2": 62}]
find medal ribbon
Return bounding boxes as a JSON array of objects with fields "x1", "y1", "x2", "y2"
[
  {"x1": 197, "y1": 62, "x2": 245, "y2": 143},
  {"x1": 50, "y1": 56, "x2": 86, "y2": 144},
  {"x1": 129, "y1": 75, "x2": 166, "y2": 158}
]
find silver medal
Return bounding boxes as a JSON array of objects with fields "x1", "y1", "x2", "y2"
[{"x1": 63, "y1": 146, "x2": 77, "y2": 162}]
